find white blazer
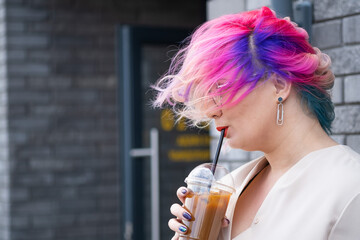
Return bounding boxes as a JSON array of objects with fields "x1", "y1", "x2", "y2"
[{"x1": 218, "y1": 145, "x2": 360, "y2": 240}]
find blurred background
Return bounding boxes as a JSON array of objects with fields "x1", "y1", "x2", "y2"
[{"x1": 0, "y1": 0, "x2": 359, "y2": 239}]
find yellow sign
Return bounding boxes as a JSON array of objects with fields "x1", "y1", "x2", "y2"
[{"x1": 160, "y1": 109, "x2": 210, "y2": 162}]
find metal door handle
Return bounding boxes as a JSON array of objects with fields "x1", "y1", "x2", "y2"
[{"x1": 129, "y1": 128, "x2": 159, "y2": 240}]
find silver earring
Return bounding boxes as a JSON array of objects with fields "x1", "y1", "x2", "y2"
[{"x1": 277, "y1": 97, "x2": 284, "y2": 126}]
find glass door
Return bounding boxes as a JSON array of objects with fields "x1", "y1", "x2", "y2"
[{"x1": 117, "y1": 26, "x2": 210, "y2": 240}]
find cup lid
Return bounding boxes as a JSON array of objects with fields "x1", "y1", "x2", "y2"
[{"x1": 185, "y1": 163, "x2": 235, "y2": 192}]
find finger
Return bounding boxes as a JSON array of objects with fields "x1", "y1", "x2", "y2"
[
  {"x1": 170, "y1": 203, "x2": 193, "y2": 221},
  {"x1": 222, "y1": 216, "x2": 230, "y2": 228},
  {"x1": 171, "y1": 233, "x2": 180, "y2": 240},
  {"x1": 168, "y1": 218, "x2": 188, "y2": 235},
  {"x1": 176, "y1": 187, "x2": 191, "y2": 204}
]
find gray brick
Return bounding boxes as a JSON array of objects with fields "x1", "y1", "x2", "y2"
[
  {"x1": 8, "y1": 131, "x2": 28, "y2": 144},
  {"x1": 8, "y1": 63, "x2": 50, "y2": 76},
  {"x1": 8, "y1": 90, "x2": 50, "y2": 104},
  {"x1": 28, "y1": 50, "x2": 50, "y2": 61},
  {"x1": 54, "y1": 90, "x2": 98, "y2": 103},
  {"x1": 0, "y1": 78, "x2": 5, "y2": 91},
  {"x1": 7, "y1": 7, "x2": 49, "y2": 21},
  {"x1": 30, "y1": 23, "x2": 51, "y2": 32},
  {"x1": 8, "y1": 105, "x2": 26, "y2": 116},
  {"x1": 343, "y1": 15, "x2": 360, "y2": 44},
  {"x1": 332, "y1": 77, "x2": 343, "y2": 104},
  {"x1": 99, "y1": 199, "x2": 118, "y2": 210},
  {"x1": 344, "y1": 74, "x2": 360, "y2": 103},
  {"x1": 8, "y1": 77, "x2": 26, "y2": 88},
  {"x1": 57, "y1": 172, "x2": 95, "y2": 185},
  {"x1": 12, "y1": 201, "x2": 58, "y2": 214},
  {"x1": 32, "y1": 215, "x2": 76, "y2": 228},
  {"x1": 9, "y1": 117, "x2": 50, "y2": 131},
  {"x1": 0, "y1": 92, "x2": 7, "y2": 105},
  {"x1": 18, "y1": 146, "x2": 51, "y2": 158},
  {"x1": 59, "y1": 199, "x2": 97, "y2": 212},
  {"x1": 53, "y1": 35, "x2": 96, "y2": 48},
  {"x1": 0, "y1": 217, "x2": 9, "y2": 230},
  {"x1": 314, "y1": 0, "x2": 360, "y2": 21},
  {"x1": 332, "y1": 105, "x2": 360, "y2": 133},
  {"x1": 30, "y1": 187, "x2": 77, "y2": 199},
  {"x1": 10, "y1": 188, "x2": 28, "y2": 201},
  {"x1": 331, "y1": 134, "x2": 345, "y2": 144},
  {"x1": 0, "y1": 23, "x2": 4, "y2": 35},
  {"x1": 0, "y1": 172, "x2": 8, "y2": 186},
  {"x1": 47, "y1": 131, "x2": 116, "y2": 144},
  {"x1": 79, "y1": 185, "x2": 117, "y2": 197},
  {"x1": 55, "y1": 145, "x2": 96, "y2": 157},
  {"x1": 0, "y1": 36, "x2": 5, "y2": 48},
  {"x1": 10, "y1": 215, "x2": 28, "y2": 228},
  {"x1": 312, "y1": 20, "x2": 341, "y2": 49},
  {"x1": 7, "y1": 50, "x2": 26, "y2": 61},
  {"x1": 7, "y1": 22, "x2": 25, "y2": 32},
  {"x1": 56, "y1": 226, "x2": 97, "y2": 238},
  {"x1": 30, "y1": 105, "x2": 63, "y2": 115},
  {"x1": 0, "y1": 118, "x2": 6, "y2": 130},
  {"x1": 29, "y1": 159, "x2": 73, "y2": 171},
  {"x1": 11, "y1": 229, "x2": 54, "y2": 239},
  {"x1": 347, "y1": 135, "x2": 360, "y2": 154},
  {"x1": 27, "y1": 76, "x2": 72, "y2": 89},
  {"x1": 325, "y1": 46, "x2": 360, "y2": 75},
  {"x1": 75, "y1": 76, "x2": 116, "y2": 88},
  {"x1": 7, "y1": 35, "x2": 49, "y2": 48},
  {"x1": 14, "y1": 173, "x2": 54, "y2": 187},
  {"x1": 0, "y1": 202, "x2": 9, "y2": 217}
]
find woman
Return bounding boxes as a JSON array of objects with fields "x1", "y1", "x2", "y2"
[{"x1": 153, "y1": 7, "x2": 360, "y2": 240}]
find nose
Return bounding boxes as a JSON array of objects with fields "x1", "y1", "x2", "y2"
[{"x1": 206, "y1": 107, "x2": 223, "y2": 119}]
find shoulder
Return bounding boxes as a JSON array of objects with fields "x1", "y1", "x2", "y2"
[
  {"x1": 305, "y1": 145, "x2": 360, "y2": 201},
  {"x1": 314, "y1": 145, "x2": 360, "y2": 179},
  {"x1": 328, "y1": 193, "x2": 360, "y2": 239}
]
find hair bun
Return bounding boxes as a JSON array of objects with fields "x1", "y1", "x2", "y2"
[{"x1": 314, "y1": 47, "x2": 335, "y2": 91}]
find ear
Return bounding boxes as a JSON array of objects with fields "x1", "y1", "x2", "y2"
[{"x1": 271, "y1": 76, "x2": 292, "y2": 102}]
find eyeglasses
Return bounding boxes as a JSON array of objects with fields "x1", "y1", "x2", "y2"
[{"x1": 211, "y1": 82, "x2": 225, "y2": 107}]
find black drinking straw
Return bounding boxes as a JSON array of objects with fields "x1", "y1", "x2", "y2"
[{"x1": 211, "y1": 128, "x2": 225, "y2": 175}]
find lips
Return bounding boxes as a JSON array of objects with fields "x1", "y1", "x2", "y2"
[{"x1": 216, "y1": 126, "x2": 228, "y2": 138}]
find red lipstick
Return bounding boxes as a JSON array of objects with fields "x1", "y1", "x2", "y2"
[{"x1": 216, "y1": 126, "x2": 228, "y2": 137}]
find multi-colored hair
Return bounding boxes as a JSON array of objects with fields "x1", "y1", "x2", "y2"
[{"x1": 153, "y1": 6, "x2": 335, "y2": 134}]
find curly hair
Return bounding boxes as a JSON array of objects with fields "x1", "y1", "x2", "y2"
[{"x1": 153, "y1": 6, "x2": 335, "y2": 134}]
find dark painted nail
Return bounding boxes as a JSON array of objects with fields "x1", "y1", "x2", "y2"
[
  {"x1": 179, "y1": 226, "x2": 187, "y2": 233},
  {"x1": 181, "y1": 189, "x2": 187, "y2": 194},
  {"x1": 183, "y1": 212, "x2": 191, "y2": 220}
]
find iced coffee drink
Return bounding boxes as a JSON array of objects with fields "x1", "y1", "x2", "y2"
[{"x1": 179, "y1": 163, "x2": 234, "y2": 240}]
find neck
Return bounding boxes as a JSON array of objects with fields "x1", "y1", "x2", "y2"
[{"x1": 263, "y1": 117, "x2": 338, "y2": 176}]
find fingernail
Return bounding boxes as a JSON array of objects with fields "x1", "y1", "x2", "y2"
[
  {"x1": 181, "y1": 189, "x2": 187, "y2": 194},
  {"x1": 225, "y1": 218, "x2": 230, "y2": 224},
  {"x1": 179, "y1": 226, "x2": 187, "y2": 233},
  {"x1": 183, "y1": 212, "x2": 191, "y2": 220}
]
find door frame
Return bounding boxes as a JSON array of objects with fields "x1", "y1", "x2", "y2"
[{"x1": 117, "y1": 25, "x2": 191, "y2": 240}]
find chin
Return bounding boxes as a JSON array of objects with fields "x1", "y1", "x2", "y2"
[
  {"x1": 227, "y1": 139, "x2": 245, "y2": 150},
  {"x1": 228, "y1": 139, "x2": 255, "y2": 151}
]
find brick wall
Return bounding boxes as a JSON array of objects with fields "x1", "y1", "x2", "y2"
[
  {"x1": 1, "y1": 0, "x2": 205, "y2": 239},
  {"x1": 313, "y1": 0, "x2": 360, "y2": 153},
  {"x1": 207, "y1": 0, "x2": 360, "y2": 170},
  {"x1": 0, "y1": 0, "x2": 9, "y2": 239}
]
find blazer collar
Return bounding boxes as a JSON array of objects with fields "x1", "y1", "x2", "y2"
[{"x1": 222, "y1": 155, "x2": 268, "y2": 239}]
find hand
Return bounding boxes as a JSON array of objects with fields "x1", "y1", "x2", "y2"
[{"x1": 168, "y1": 187, "x2": 230, "y2": 240}]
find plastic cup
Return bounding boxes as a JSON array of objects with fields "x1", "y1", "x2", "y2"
[{"x1": 179, "y1": 163, "x2": 235, "y2": 240}]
